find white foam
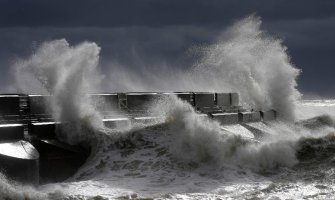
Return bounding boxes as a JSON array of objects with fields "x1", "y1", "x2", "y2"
[{"x1": 221, "y1": 124, "x2": 255, "y2": 139}]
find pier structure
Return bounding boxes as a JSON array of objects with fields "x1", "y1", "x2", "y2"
[{"x1": 0, "y1": 92, "x2": 276, "y2": 184}]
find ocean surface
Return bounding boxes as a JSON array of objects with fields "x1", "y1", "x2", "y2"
[{"x1": 1, "y1": 99, "x2": 335, "y2": 200}]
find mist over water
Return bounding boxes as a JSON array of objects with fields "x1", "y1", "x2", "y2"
[{"x1": 1, "y1": 15, "x2": 335, "y2": 199}]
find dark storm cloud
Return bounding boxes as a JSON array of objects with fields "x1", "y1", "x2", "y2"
[
  {"x1": 0, "y1": 0, "x2": 335, "y2": 97},
  {"x1": 263, "y1": 17, "x2": 335, "y2": 96},
  {"x1": 0, "y1": 26, "x2": 218, "y2": 90},
  {"x1": 0, "y1": 0, "x2": 335, "y2": 27}
]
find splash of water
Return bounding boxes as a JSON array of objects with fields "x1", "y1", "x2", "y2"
[
  {"x1": 14, "y1": 39, "x2": 105, "y2": 144},
  {"x1": 105, "y1": 15, "x2": 301, "y2": 120},
  {"x1": 192, "y1": 15, "x2": 301, "y2": 120},
  {"x1": 0, "y1": 173, "x2": 47, "y2": 200},
  {"x1": 150, "y1": 95, "x2": 299, "y2": 171}
]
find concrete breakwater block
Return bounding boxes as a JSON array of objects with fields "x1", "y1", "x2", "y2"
[
  {"x1": 230, "y1": 93, "x2": 239, "y2": 106},
  {"x1": 125, "y1": 93, "x2": 163, "y2": 110},
  {"x1": 0, "y1": 124, "x2": 24, "y2": 140},
  {"x1": 30, "y1": 139, "x2": 88, "y2": 183},
  {"x1": 30, "y1": 122, "x2": 60, "y2": 139},
  {"x1": 216, "y1": 93, "x2": 231, "y2": 107},
  {"x1": 216, "y1": 93, "x2": 239, "y2": 107},
  {"x1": 0, "y1": 140, "x2": 39, "y2": 184},
  {"x1": 28, "y1": 122, "x2": 90, "y2": 183},
  {"x1": 0, "y1": 95, "x2": 20, "y2": 116},
  {"x1": 212, "y1": 113, "x2": 239, "y2": 125},
  {"x1": 238, "y1": 111, "x2": 261, "y2": 123},
  {"x1": 261, "y1": 110, "x2": 277, "y2": 121},
  {"x1": 29, "y1": 95, "x2": 52, "y2": 116},
  {"x1": 194, "y1": 93, "x2": 215, "y2": 108}
]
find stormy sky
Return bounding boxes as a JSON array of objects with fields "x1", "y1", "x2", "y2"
[{"x1": 0, "y1": 0, "x2": 334, "y2": 97}]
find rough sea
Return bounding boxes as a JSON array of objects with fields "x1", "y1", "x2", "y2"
[{"x1": 1, "y1": 99, "x2": 335, "y2": 200}]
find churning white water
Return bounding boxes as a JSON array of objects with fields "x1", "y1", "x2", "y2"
[{"x1": 1, "y1": 15, "x2": 335, "y2": 200}]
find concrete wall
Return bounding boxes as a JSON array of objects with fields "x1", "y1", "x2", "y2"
[
  {"x1": 30, "y1": 139, "x2": 87, "y2": 183},
  {"x1": 238, "y1": 111, "x2": 261, "y2": 123},
  {"x1": 0, "y1": 140, "x2": 39, "y2": 184},
  {"x1": 30, "y1": 122, "x2": 58, "y2": 139},
  {"x1": 230, "y1": 93, "x2": 239, "y2": 106},
  {"x1": 216, "y1": 92, "x2": 239, "y2": 108},
  {"x1": 0, "y1": 124, "x2": 24, "y2": 140},
  {"x1": 0, "y1": 95, "x2": 20, "y2": 115},
  {"x1": 126, "y1": 93, "x2": 162, "y2": 110},
  {"x1": 216, "y1": 93, "x2": 231, "y2": 107},
  {"x1": 212, "y1": 113, "x2": 239, "y2": 125},
  {"x1": 194, "y1": 93, "x2": 215, "y2": 108},
  {"x1": 29, "y1": 95, "x2": 51, "y2": 115}
]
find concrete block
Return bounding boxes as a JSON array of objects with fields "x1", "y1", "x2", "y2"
[
  {"x1": 212, "y1": 113, "x2": 239, "y2": 125},
  {"x1": 194, "y1": 93, "x2": 215, "y2": 108},
  {"x1": 261, "y1": 110, "x2": 277, "y2": 121},
  {"x1": 103, "y1": 118, "x2": 131, "y2": 129},
  {"x1": 198, "y1": 107, "x2": 222, "y2": 114},
  {"x1": 30, "y1": 122, "x2": 59, "y2": 139},
  {"x1": 238, "y1": 111, "x2": 261, "y2": 123},
  {"x1": 30, "y1": 139, "x2": 87, "y2": 183},
  {"x1": 0, "y1": 140, "x2": 39, "y2": 184},
  {"x1": 126, "y1": 93, "x2": 162, "y2": 110},
  {"x1": 216, "y1": 93, "x2": 231, "y2": 107},
  {"x1": 0, "y1": 95, "x2": 20, "y2": 116},
  {"x1": 89, "y1": 93, "x2": 119, "y2": 111},
  {"x1": 230, "y1": 93, "x2": 239, "y2": 106},
  {"x1": 0, "y1": 124, "x2": 24, "y2": 140},
  {"x1": 29, "y1": 95, "x2": 52, "y2": 115}
]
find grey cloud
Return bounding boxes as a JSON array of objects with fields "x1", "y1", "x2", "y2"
[
  {"x1": 1, "y1": 0, "x2": 335, "y2": 97},
  {"x1": 262, "y1": 17, "x2": 335, "y2": 97},
  {"x1": 264, "y1": 17, "x2": 335, "y2": 48},
  {"x1": 1, "y1": 0, "x2": 335, "y2": 28},
  {"x1": 0, "y1": 26, "x2": 217, "y2": 90}
]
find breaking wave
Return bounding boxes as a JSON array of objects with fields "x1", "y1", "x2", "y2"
[
  {"x1": 192, "y1": 15, "x2": 301, "y2": 120},
  {"x1": 13, "y1": 39, "x2": 106, "y2": 145}
]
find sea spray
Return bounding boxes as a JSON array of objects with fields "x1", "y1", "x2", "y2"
[
  {"x1": 192, "y1": 15, "x2": 301, "y2": 120},
  {"x1": 150, "y1": 95, "x2": 299, "y2": 171},
  {"x1": 14, "y1": 39, "x2": 105, "y2": 145},
  {"x1": 104, "y1": 15, "x2": 301, "y2": 120},
  {"x1": 0, "y1": 173, "x2": 47, "y2": 200}
]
